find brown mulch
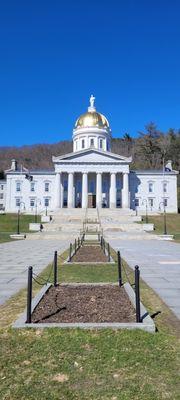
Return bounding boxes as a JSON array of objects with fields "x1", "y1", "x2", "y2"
[
  {"x1": 71, "y1": 245, "x2": 108, "y2": 262},
  {"x1": 31, "y1": 285, "x2": 136, "y2": 323}
]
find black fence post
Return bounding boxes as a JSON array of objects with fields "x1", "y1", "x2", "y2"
[
  {"x1": 107, "y1": 243, "x2": 110, "y2": 262},
  {"x1": 117, "y1": 251, "x2": 122, "y2": 287},
  {"x1": 69, "y1": 243, "x2": 72, "y2": 262},
  {"x1": 54, "y1": 250, "x2": 58, "y2": 287},
  {"x1": 103, "y1": 238, "x2": 106, "y2": 254},
  {"x1": 75, "y1": 239, "x2": 77, "y2": 254},
  {"x1": 27, "y1": 266, "x2": 33, "y2": 323},
  {"x1": 135, "y1": 265, "x2": 141, "y2": 323}
]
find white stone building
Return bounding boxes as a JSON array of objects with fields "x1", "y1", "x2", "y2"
[{"x1": 4, "y1": 96, "x2": 178, "y2": 214}]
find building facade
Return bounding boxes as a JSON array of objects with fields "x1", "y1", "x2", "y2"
[{"x1": 4, "y1": 96, "x2": 178, "y2": 214}]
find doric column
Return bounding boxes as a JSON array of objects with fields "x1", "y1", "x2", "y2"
[
  {"x1": 122, "y1": 172, "x2": 129, "y2": 208},
  {"x1": 82, "y1": 173, "x2": 88, "y2": 208},
  {"x1": 110, "y1": 173, "x2": 116, "y2": 208},
  {"x1": 96, "y1": 173, "x2": 102, "y2": 208},
  {"x1": 55, "y1": 173, "x2": 61, "y2": 208},
  {"x1": 68, "y1": 172, "x2": 74, "y2": 208}
]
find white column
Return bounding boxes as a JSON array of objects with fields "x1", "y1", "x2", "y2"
[
  {"x1": 60, "y1": 174, "x2": 64, "y2": 208},
  {"x1": 110, "y1": 173, "x2": 116, "y2": 208},
  {"x1": 96, "y1": 173, "x2": 102, "y2": 208},
  {"x1": 68, "y1": 172, "x2": 74, "y2": 208},
  {"x1": 122, "y1": 172, "x2": 129, "y2": 208},
  {"x1": 82, "y1": 173, "x2": 88, "y2": 208},
  {"x1": 55, "y1": 173, "x2": 61, "y2": 208}
]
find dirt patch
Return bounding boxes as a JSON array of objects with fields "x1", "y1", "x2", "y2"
[
  {"x1": 31, "y1": 285, "x2": 136, "y2": 323},
  {"x1": 71, "y1": 245, "x2": 108, "y2": 262}
]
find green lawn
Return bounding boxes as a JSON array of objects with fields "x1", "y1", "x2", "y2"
[
  {"x1": 0, "y1": 248, "x2": 180, "y2": 399},
  {"x1": 0, "y1": 213, "x2": 41, "y2": 243},
  {"x1": 142, "y1": 213, "x2": 180, "y2": 242}
]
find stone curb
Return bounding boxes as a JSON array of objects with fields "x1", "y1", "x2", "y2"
[{"x1": 13, "y1": 283, "x2": 155, "y2": 333}]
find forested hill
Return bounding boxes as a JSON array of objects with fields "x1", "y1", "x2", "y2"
[{"x1": 0, "y1": 124, "x2": 180, "y2": 175}]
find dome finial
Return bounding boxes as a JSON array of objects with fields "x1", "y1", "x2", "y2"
[{"x1": 88, "y1": 94, "x2": 96, "y2": 112}]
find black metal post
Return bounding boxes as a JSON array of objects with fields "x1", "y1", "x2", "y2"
[
  {"x1": 103, "y1": 238, "x2": 106, "y2": 254},
  {"x1": 69, "y1": 243, "x2": 72, "y2": 262},
  {"x1": 107, "y1": 243, "x2": 110, "y2": 262},
  {"x1": 100, "y1": 236, "x2": 103, "y2": 249},
  {"x1": 135, "y1": 265, "x2": 141, "y2": 323},
  {"x1": 75, "y1": 239, "x2": 77, "y2": 254},
  {"x1": 26, "y1": 266, "x2": 33, "y2": 323},
  {"x1": 17, "y1": 209, "x2": 20, "y2": 234},
  {"x1": 117, "y1": 251, "x2": 122, "y2": 287},
  {"x1": 78, "y1": 237, "x2": 80, "y2": 249},
  {"x1": 54, "y1": 251, "x2": 58, "y2": 287},
  {"x1": 163, "y1": 204, "x2": 167, "y2": 235}
]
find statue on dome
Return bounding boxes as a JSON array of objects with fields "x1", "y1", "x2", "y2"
[{"x1": 90, "y1": 94, "x2": 95, "y2": 108}]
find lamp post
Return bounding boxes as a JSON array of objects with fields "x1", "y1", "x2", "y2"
[
  {"x1": 34, "y1": 199, "x2": 41, "y2": 223},
  {"x1": 17, "y1": 201, "x2": 25, "y2": 234},
  {"x1": 159, "y1": 201, "x2": 167, "y2": 235},
  {"x1": 142, "y1": 199, "x2": 148, "y2": 223}
]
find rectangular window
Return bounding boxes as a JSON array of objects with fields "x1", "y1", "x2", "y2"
[
  {"x1": 30, "y1": 182, "x2": 35, "y2": 191},
  {"x1": 90, "y1": 138, "x2": 94, "y2": 147},
  {"x1": 0, "y1": 193, "x2": 3, "y2": 199},
  {"x1": 135, "y1": 198, "x2": 139, "y2": 207},
  {"x1": 1, "y1": 185, "x2": 3, "y2": 190},
  {"x1": 16, "y1": 198, "x2": 20, "y2": 207},
  {"x1": 44, "y1": 198, "x2": 49, "y2": 207},
  {"x1": 148, "y1": 198, "x2": 154, "y2": 207},
  {"x1": 82, "y1": 139, "x2": 85, "y2": 149},
  {"x1": 164, "y1": 198, "x2": 168, "y2": 207},
  {"x1": 148, "y1": 183, "x2": 153, "y2": 193},
  {"x1": 163, "y1": 183, "x2": 167, "y2": 193},
  {"x1": 16, "y1": 182, "x2": 21, "y2": 192},
  {"x1": 45, "y1": 182, "x2": 49, "y2": 192},
  {"x1": 30, "y1": 198, "x2": 35, "y2": 207},
  {"x1": 100, "y1": 139, "x2": 103, "y2": 149}
]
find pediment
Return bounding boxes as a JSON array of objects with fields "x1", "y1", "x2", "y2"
[{"x1": 53, "y1": 149, "x2": 132, "y2": 164}]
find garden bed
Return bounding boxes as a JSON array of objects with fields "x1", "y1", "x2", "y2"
[
  {"x1": 71, "y1": 245, "x2": 108, "y2": 263},
  {"x1": 31, "y1": 284, "x2": 136, "y2": 323}
]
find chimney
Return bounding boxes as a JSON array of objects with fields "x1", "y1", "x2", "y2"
[{"x1": 11, "y1": 159, "x2": 17, "y2": 171}]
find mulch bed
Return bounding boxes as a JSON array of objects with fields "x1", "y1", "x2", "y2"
[
  {"x1": 31, "y1": 285, "x2": 136, "y2": 323},
  {"x1": 71, "y1": 245, "x2": 108, "y2": 262}
]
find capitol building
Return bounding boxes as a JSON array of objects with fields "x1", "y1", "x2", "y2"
[{"x1": 3, "y1": 96, "x2": 178, "y2": 214}]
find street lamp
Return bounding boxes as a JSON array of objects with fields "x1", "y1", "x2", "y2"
[
  {"x1": 159, "y1": 201, "x2": 167, "y2": 235},
  {"x1": 34, "y1": 199, "x2": 41, "y2": 223},
  {"x1": 142, "y1": 199, "x2": 148, "y2": 223},
  {"x1": 17, "y1": 201, "x2": 25, "y2": 234}
]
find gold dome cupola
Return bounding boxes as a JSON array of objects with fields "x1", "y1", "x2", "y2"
[{"x1": 73, "y1": 95, "x2": 112, "y2": 153}]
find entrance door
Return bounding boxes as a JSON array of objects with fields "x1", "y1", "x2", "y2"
[{"x1": 88, "y1": 194, "x2": 96, "y2": 208}]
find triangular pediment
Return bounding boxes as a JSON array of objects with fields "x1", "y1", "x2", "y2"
[{"x1": 52, "y1": 148, "x2": 132, "y2": 164}]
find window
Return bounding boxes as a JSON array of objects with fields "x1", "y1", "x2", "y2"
[
  {"x1": 16, "y1": 182, "x2": 21, "y2": 192},
  {"x1": 164, "y1": 198, "x2": 168, "y2": 207},
  {"x1": 45, "y1": 182, "x2": 49, "y2": 192},
  {"x1": 148, "y1": 182, "x2": 153, "y2": 193},
  {"x1": 90, "y1": 138, "x2": 94, "y2": 147},
  {"x1": 0, "y1": 193, "x2": 3, "y2": 199},
  {"x1": 30, "y1": 198, "x2": 35, "y2": 207},
  {"x1": 16, "y1": 198, "x2": 20, "y2": 207},
  {"x1": 100, "y1": 139, "x2": 103, "y2": 149},
  {"x1": 30, "y1": 182, "x2": 35, "y2": 192},
  {"x1": 135, "y1": 198, "x2": 139, "y2": 207},
  {"x1": 163, "y1": 182, "x2": 167, "y2": 193},
  {"x1": 82, "y1": 139, "x2": 85, "y2": 149},
  {"x1": 44, "y1": 198, "x2": 49, "y2": 207},
  {"x1": 148, "y1": 198, "x2": 154, "y2": 207},
  {"x1": 1, "y1": 185, "x2": 3, "y2": 190}
]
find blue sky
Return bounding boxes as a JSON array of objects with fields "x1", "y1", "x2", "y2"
[{"x1": 0, "y1": 0, "x2": 180, "y2": 146}]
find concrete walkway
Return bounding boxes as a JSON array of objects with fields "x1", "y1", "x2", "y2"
[
  {"x1": 0, "y1": 239, "x2": 69, "y2": 305},
  {"x1": 108, "y1": 236, "x2": 180, "y2": 319}
]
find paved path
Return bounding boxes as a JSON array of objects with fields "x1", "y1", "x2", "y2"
[
  {"x1": 0, "y1": 239, "x2": 69, "y2": 305},
  {"x1": 108, "y1": 236, "x2": 180, "y2": 319}
]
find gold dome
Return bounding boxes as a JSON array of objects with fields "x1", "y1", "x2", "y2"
[{"x1": 75, "y1": 111, "x2": 109, "y2": 129}]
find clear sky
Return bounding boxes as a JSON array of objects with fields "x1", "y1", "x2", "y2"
[{"x1": 0, "y1": 0, "x2": 180, "y2": 146}]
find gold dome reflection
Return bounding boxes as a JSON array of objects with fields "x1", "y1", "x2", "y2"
[{"x1": 75, "y1": 111, "x2": 109, "y2": 129}]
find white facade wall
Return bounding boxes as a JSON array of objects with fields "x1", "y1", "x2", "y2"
[
  {"x1": 130, "y1": 172, "x2": 178, "y2": 213},
  {"x1": 5, "y1": 173, "x2": 56, "y2": 213},
  {"x1": 0, "y1": 180, "x2": 6, "y2": 210}
]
